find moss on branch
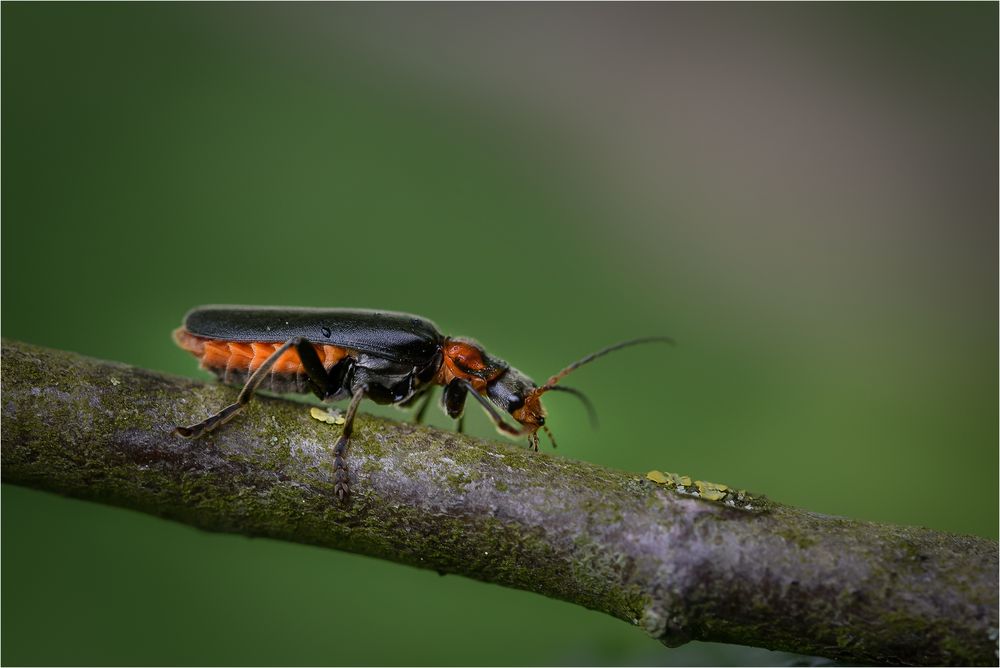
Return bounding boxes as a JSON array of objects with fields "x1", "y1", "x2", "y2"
[{"x1": 2, "y1": 339, "x2": 997, "y2": 666}]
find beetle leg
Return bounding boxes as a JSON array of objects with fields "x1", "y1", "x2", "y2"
[
  {"x1": 295, "y1": 339, "x2": 340, "y2": 400},
  {"x1": 176, "y1": 338, "x2": 355, "y2": 439},
  {"x1": 411, "y1": 390, "x2": 433, "y2": 425},
  {"x1": 441, "y1": 380, "x2": 467, "y2": 434},
  {"x1": 441, "y1": 379, "x2": 468, "y2": 421},
  {"x1": 453, "y1": 378, "x2": 525, "y2": 438},
  {"x1": 333, "y1": 385, "x2": 366, "y2": 501},
  {"x1": 175, "y1": 337, "x2": 308, "y2": 439}
]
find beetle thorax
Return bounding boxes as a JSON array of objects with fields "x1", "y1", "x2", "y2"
[{"x1": 435, "y1": 337, "x2": 508, "y2": 391}]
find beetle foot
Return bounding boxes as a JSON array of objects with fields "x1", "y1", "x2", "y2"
[
  {"x1": 333, "y1": 436, "x2": 350, "y2": 501},
  {"x1": 173, "y1": 402, "x2": 242, "y2": 440}
]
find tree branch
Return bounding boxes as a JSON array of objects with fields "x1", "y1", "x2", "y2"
[{"x1": 1, "y1": 339, "x2": 996, "y2": 666}]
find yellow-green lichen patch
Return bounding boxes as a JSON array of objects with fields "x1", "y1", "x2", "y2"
[
  {"x1": 696, "y1": 480, "x2": 728, "y2": 501},
  {"x1": 646, "y1": 469, "x2": 761, "y2": 511},
  {"x1": 309, "y1": 406, "x2": 345, "y2": 425},
  {"x1": 646, "y1": 470, "x2": 669, "y2": 484},
  {"x1": 645, "y1": 470, "x2": 692, "y2": 489}
]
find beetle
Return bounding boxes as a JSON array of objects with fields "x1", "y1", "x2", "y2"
[{"x1": 173, "y1": 305, "x2": 672, "y2": 500}]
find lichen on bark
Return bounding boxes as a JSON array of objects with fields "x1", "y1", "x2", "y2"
[{"x1": 2, "y1": 339, "x2": 997, "y2": 666}]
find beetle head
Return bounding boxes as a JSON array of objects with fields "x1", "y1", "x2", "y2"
[
  {"x1": 482, "y1": 366, "x2": 549, "y2": 450},
  {"x1": 468, "y1": 336, "x2": 673, "y2": 449},
  {"x1": 486, "y1": 366, "x2": 546, "y2": 428}
]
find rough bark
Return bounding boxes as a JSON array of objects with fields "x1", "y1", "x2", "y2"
[{"x1": 1, "y1": 339, "x2": 997, "y2": 666}]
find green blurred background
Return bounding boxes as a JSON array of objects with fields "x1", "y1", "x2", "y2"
[{"x1": 2, "y1": 3, "x2": 996, "y2": 666}]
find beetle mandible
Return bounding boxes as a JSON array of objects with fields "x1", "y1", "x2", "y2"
[{"x1": 173, "y1": 305, "x2": 672, "y2": 500}]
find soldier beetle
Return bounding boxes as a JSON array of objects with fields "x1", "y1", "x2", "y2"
[{"x1": 174, "y1": 305, "x2": 672, "y2": 499}]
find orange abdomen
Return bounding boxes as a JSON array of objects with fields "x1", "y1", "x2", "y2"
[{"x1": 173, "y1": 328, "x2": 348, "y2": 375}]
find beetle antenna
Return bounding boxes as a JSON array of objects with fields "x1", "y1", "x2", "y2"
[
  {"x1": 545, "y1": 385, "x2": 599, "y2": 429},
  {"x1": 542, "y1": 424, "x2": 558, "y2": 449},
  {"x1": 541, "y1": 336, "x2": 674, "y2": 390}
]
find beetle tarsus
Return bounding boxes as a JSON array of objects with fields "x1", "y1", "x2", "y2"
[
  {"x1": 333, "y1": 437, "x2": 350, "y2": 500},
  {"x1": 174, "y1": 401, "x2": 244, "y2": 439}
]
